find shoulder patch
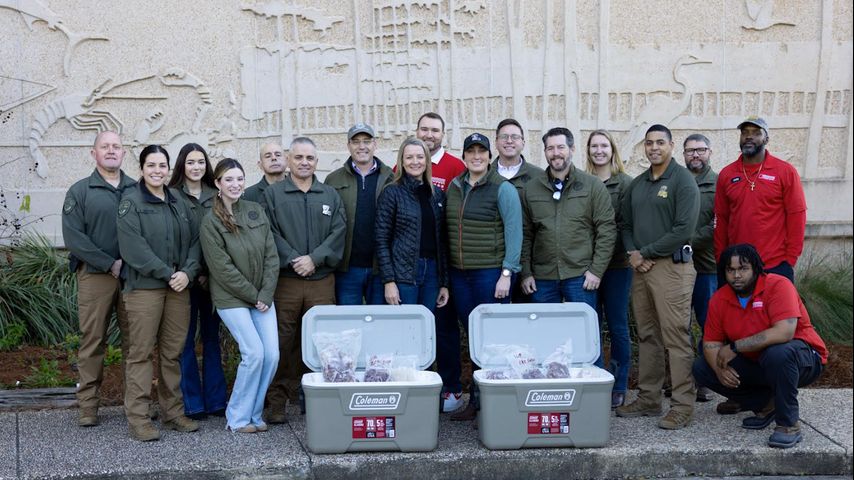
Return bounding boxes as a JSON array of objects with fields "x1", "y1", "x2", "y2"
[
  {"x1": 62, "y1": 197, "x2": 76, "y2": 215},
  {"x1": 118, "y1": 199, "x2": 132, "y2": 217},
  {"x1": 248, "y1": 210, "x2": 259, "y2": 220}
]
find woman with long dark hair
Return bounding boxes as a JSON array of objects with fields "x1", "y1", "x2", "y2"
[
  {"x1": 117, "y1": 144, "x2": 201, "y2": 441},
  {"x1": 167, "y1": 143, "x2": 227, "y2": 420},
  {"x1": 200, "y1": 159, "x2": 279, "y2": 433}
]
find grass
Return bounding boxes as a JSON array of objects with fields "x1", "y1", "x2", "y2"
[{"x1": 796, "y1": 248, "x2": 853, "y2": 346}]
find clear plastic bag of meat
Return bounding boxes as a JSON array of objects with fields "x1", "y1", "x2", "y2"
[
  {"x1": 363, "y1": 353, "x2": 393, "y2": 382},
  {"x1": 313, "y1": 329, "x2": 362, "y2": 383},
  {"x1": 389, "y1": 354, "x2": 418, "y2": 382},
  {"x1": 504, "y1": 345, "x2": 544, "y2": 379},
  {"x1": 542, "y1": 338, "x2": 573, "y2": 379}
]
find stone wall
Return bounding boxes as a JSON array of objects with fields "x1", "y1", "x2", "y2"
[{"x1": 1, "y1": 0, "x2": 852, "y2": 245}]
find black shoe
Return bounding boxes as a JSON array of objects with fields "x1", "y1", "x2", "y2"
[
  {"x1": 696, "y1": 387, "x2": 713, "y2": 402},
  {"x1": 768, "y1": 424, "x2": 803, "y2": 448},
  {"x1": 716, "y1": 399, "x2": 745, "y2": 415},
  {"x1": 187, "y1": 412, "x2": 207, "y2": 421},
  {"x1": 742, "y1": 400, "x2": 775, "y2": 430},
  {"x1": 209, "y1": 408, "x2": 226, "y2": 417}
]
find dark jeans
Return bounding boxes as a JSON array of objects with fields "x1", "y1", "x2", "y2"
[
  {"x1": 397, "y1": 258, "x2": 441, "y2": 314},
  {"x1": 435, "y1": 299, "x2": 462, "y2": 393},
  {"x1": 530, "y1": 275, "x2": 598, "y2": 308},
  {"x1": 335, "y1": 267, "x2": 385, "y2": 305},
  {"x1": 180, "y1": 285, "x2": 227, "y2": 416},
  {"x1": 596, "y1": 267, "x2": 632, "y2": 393},
  {"x1": 691, "y1": 339, "x2": 823, "y2": 427},
  {"x1": 448, "y1": 267, "x2": 513, "y2": 405},
  {"x1": 692, "y1": 273, "x2": 718, "y2": 354}
]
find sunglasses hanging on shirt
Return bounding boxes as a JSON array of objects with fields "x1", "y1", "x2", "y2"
[{"x1": 552, "y1": 178, "x2": 564, "y2": 201}]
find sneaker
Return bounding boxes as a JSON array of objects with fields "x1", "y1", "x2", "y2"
[
  {"x1": 615, "y1": 400, "x2": 662, "y2": 418},
  {"x1": 441, "y1": 391, "x2": 464, "y2": 413},
  {"x1": 265, "y1": 407, "x2": 287, "y2": 424},
  {"x1": 715, "y1": 398, "x2": 745, "y2": 415},
  {"x1": 696, "y1": 387, "x2": 713, "y2": 402},
  {"x1": 742, "y1": 399, "x2": 775, "y2": 430},
  {"x1": 450, "y1": 403, "x2": 477, "y2": 421},
  {"x1": 611, "y1": 392, "x2": 625, "y2": 409},
  {"x1": 78, "y1": 407, "x2": 98, "y2": 427},
  {"x1": 163, "y1": 415, "x2": 199, "y2": 433},
  {"x1": 129, "y1": 421, "x2": 161, "y2": 442},
  {"x1": 768, "y1": 423, "x2": 803, "y2": 448},
  {"x1": 228, "y1": 424, "x2": 257, "y2": 434},
  {"x1": 254, "y1": 423, "x2": 269, "y2": 433},
  {"x1": 658, "y1": 409, "x2": 692, "y2": 430}
]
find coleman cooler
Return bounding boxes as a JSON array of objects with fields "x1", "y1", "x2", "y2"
[
  {"x1": 301, "y1": 304, "x2": 442, "y2": 453},
  {"x1": 470, "y1": 303, "x2": 615, "y2": 449}
]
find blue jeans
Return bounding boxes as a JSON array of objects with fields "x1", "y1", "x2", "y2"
[
  {"x1": 596, "y1": 268, "x2": 632, "y2": 393},
  {"x1": 396, "y1": 258, "x2": 441, "y2": 314},
  {"x1": 218, "y1": 305, "x2": 279, "y2": 429},
  {"x1": 180, "y1": 286, "x2": 227, "y2": 416},
  {"x1": 448, "y1": 267, "x2": 512, "y2": 403},
  {"x1": 435, "y1": 300, "x2": 461, "y2": 393},
  {"x1": 530, "y1": 276, "x2": 598, "y2": 307},
  {"x1": 335, "y1": 267, "x2": 385, "y2": 305},
  {"x1": 692, "y1": 273, "x2": 717, "y2": 354},
  {"x1": 692, "y1": 340, "x2": 823, "y2": 427}
]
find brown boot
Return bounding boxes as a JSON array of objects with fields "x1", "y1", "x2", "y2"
[{"x1": 78, "y1": 407, "x2": 98, "y2": 427}]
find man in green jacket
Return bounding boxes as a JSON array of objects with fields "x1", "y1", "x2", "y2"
[
  {"x1": 263, "y1": 137, "x2": 346, "y2": 423},
  {"x1": 324, "y1": 123, "x2": 393, "y2": 305},
  {"x1": 62, "y1": 131, "x2": 136, "y2": 427},
  {"x1": 492, "y1": 118, "x2": 544, "y2": 188},
  {"x1": 616, "y1": 124, "x2": 700, "y2": 430},
  {"x1": 520, "y1": 127, "x2": 616, "y2": 308},
  {"x1": 683, "y1": 133, "x2": 719, "y2": 403},
  {"x1": 244, "y1": 142, "x2": 286, "y2": 204}
]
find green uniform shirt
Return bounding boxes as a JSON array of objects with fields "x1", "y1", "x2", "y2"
[
  {"x1": 243, "y1": 177, "x2": 271, "y2": 204},
  {"x1": 263, "y1": 175, "x2": 346, "y2": 279},
  {"x1": 117, "y1": 182, "x2": 201, "y2": 292},
  {"x1": 603, "y1": 172, "x2": 633, "y2": 270},
  {"x1": 691, "y1": 164, "x2": 718, "y2": 273},
  {"x1": 200, "y1": 199, "x2": 280, "y2": 309},
  {"x1": 621, "y1": 159, "x2": 700, "y2": 259},
  {"x1": 62, "y1": 169, "x2": 137, "y2": 273},
  {"x1": 521, "y1": 165, "x2": 616, "y2": 280}
]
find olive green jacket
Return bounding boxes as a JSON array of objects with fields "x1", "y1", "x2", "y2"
[
  {"x1": 323, "y1": 158, "x2": 393, "y2": 272},
  {"x1": 117, "y1": 182, "x2": 201, "y2": 292},
  {"x1": 491, "y1": 156, "x2": 544, "y2": 193},
  {"x1": 603, "y1": 172, "x2": 633, "y2": 270},
  {"x1": 691, "y1": 164, "x2": 718, "y2": 273},
  {"x1": 263, "y1": 175, "x2": 346, "y2": 279},
  {"x1": 200, "y1": 199, "x2": 279, "y2": 309},
  {"x1": 62, "y1": 169, "x2": 136, "y2": 273},
  {"x1": 174, "y1": 184, "x2": 216, "y2": 276},
  {"x1": 521, "y1": 165, "x2": 616, "y2": 280}
]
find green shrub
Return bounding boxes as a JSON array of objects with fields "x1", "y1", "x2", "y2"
[
  {"x1": 0, "y1": 321, "x2": 26, "y2": 350},
  {"x1": 23, "y1": 358, "x2": 75, "y2": 388},
  {"x1": 797, "y1": 250, "x2": 853, "y2": 346},
  {"x1": 104, "y1": 344, "x2": 122, "y2": 366}
]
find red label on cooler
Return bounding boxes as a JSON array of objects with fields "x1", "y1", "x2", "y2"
[
  {"x1": 527, "y1": 412, "x2": 570, "y2": 434},
  {"x1": 352, "y1": 416, "x2": 396, "y2": 439}
]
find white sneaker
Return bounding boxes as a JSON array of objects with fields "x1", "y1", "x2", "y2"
[{"x1": 442, "y1": 391, "x2": 464, "y2": 412}]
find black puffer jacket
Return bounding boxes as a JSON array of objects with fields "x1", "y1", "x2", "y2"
[{"x1": 375, "y1": 175, "x2": 448, "y2": 287}]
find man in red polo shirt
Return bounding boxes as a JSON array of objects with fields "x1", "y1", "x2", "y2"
[
  {"x1": 692, "y1": 243, "x2": 826, "y2": 449},
  {"x1": 713, "y1": 117, "x2": 807, "y2": 284}
]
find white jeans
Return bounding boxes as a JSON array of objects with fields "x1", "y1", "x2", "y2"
[{"x1": 218, "y1": 305, "x2": 279, "y2": 429}]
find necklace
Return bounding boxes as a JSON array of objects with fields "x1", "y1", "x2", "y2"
[{"x1": 741, "y1": 161, "x2": 764, "y2": 191}]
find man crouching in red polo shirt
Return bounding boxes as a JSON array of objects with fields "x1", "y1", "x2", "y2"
[{"x1": 692, "y1": 243, "x2": 827, "y2": 449}]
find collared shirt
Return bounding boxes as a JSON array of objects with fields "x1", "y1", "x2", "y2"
[
  {"x1": 431, "y1": 147, "x2": 445, "y2": 164},
  {"x1": 496, "y1": 157, "x2": 523, "y2": 180},
  {"x1": 350, "y1": 159, "x2": 378, "y2": 177}
]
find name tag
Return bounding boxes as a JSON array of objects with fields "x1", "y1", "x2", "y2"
[{"x1": 322, "y1": 204, "x2": 332, "y2": 216}]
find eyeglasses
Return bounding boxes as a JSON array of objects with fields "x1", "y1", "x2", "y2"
[
  {"x1": 497, "y1": 134, "x2": 523, "y2": 142},
  {"x1": 683, "y1": 147, "x2": 709, "y2": 156}
]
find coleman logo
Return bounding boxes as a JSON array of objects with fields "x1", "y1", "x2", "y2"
[
  {"x1": 525, "y1": 389, "x2": 576, "y2": 407},
  {"x1": 349, "y1": 392, "x2": 401, "y2": 410}
]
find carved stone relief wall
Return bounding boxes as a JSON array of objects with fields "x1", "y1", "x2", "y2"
[{"x1": 1, "y1": 0, "x2": 852, "y2": 244}]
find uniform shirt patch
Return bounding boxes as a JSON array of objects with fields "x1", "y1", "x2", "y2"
[
  {"x1": 730, "y1": 176, "x2": 742, "y2": 183},
  {"x1": 322, "y1": 204, "x2": 332, "y2": 216},
  {"x1": 118, "y1": 199, "x2": 132, "y2": 217},
  {"x1": 752, "y1": 300, "x2": 764, "y2": 309},
  {"x1": 62, "y1": 197, "x2": 76, "y2": 215},
  {"x1": 248, "y1": 210, "x2": 259, "y2": 220},
  {"x1": 657, "y1": 185, "x2": 668, "y2": 198},
  {"x1": 759, "y1": 174, "x2": 776, "y2": 181}
]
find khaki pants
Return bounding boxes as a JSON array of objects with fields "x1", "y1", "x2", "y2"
[
  {"x1": 266, "y1": 275, "x2": 335, "y2": 409},
  {"x1": 123, "y1": 288, "x2": 190, "y2": 427},
  {"x1": 632, "y1": 258, "x2": 697, "y2": 413},
  {"x1": 76, "y1": 267, "x2": 129, "y2": 409}
]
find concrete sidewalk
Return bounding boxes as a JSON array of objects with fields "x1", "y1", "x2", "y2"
[{"x1": 1, "y1": 389, "x2": 850, "y2": 479}]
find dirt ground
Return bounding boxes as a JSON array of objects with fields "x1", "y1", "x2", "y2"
[{"x1": 1, "y1": 342, "x2": 851, "y2": 407}]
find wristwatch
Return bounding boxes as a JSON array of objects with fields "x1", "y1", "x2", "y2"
[
  {"x1": 730, "y1": 342, "x2": 738, "y2": 354},
  {"x1": 501, "y1": 268, "x2": 511, "y2": 278}
]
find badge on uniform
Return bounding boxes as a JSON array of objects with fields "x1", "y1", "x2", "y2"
[
  {"x1": 657, "y1": 185, "x2": 668, "y2": 198},
  {"x1": 118, "y1": 199, "x2": 132, "y2": 217},
  {"x1": 322, "y1": 204, "x2": 332, "y2": 216},
  {"x1": 248, "y1": 210, "x2": 259, "y2": 220},
  {"x1": 62, "y1": 197, "x2": 76, "y2": 215}
]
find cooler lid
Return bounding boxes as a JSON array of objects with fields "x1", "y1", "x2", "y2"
[
  {"x1": 301, "y1": 304, "x2": 435, "y2": 372},
  {"x1": 468, "y1": 303, "x2": 600, "y2": 369}
]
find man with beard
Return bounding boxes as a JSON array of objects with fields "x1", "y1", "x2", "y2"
[
  {"x1": 682, "y1": 133, "x2": 718, "y2": 403},
  {"x1": 616, "y1": 124, "x2": 699, "y2": 430},
  {"x1": 415, "y1": 112, "x2": 466, "y2": 192},
  {"x1": 520, "y1": 127, "x2": 615, "y2": 309},
  {"x1": 714, "y1": 117, "x2": 806, "y2": 284},
  {"x1": 244, "y1": 142, "x2": 287, "y2": 203},
  {"x1": 692, "y1": 243, "x2": 826, "y2": 449}
]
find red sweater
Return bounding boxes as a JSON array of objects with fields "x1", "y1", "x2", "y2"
[
  {"x1": 713, "y1": 150, "x2": 806, "y2": 268},
  {"x1": 430, "y1": 150, "x2": 466, "y2": 192}
]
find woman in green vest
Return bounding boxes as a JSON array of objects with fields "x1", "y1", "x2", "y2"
[{"x1": 168, "y1": 143, "x2": 227, "y2": 420}]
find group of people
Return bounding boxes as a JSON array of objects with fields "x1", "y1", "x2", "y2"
[{"x1": 62, "y1": 112, "x2": 826, "y2": 449}]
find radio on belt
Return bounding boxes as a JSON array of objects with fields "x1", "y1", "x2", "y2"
[
  {"x1": 470, "y1": 303, "x2": 615, "y2": 449},
  {"x1": 300, "y1": 305, "x2": 441, "y2": 453}
]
